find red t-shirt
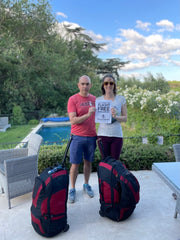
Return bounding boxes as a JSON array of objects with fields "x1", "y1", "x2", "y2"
[{"x1": 67, "y1": 93, "x2": 96, "y2": 137}]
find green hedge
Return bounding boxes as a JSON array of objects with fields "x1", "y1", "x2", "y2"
[
  {"x1": 119, "y1": 143, "x2": 175, "y2": 170},
  {"x1": 38, "y1": 142, "x2": 175, "y2": 173}
]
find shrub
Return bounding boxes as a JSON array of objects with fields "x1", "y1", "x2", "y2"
[
  {"x1": 38, "y1": 142, "x2": 102, "y2": 174},
  {"x1": 38, "y1": 142, "x2": 175, "y2": 173},
  {"x1": 11, "y1": 105, "x2": 26, "y2": 125},
  {"x1": 28, "y1": 119, "x2": 39, "y2": 125},
  {"x1": 38, "y1": 144, "x2": 67, "y2": 173},
  {"x1": 120, "y1": 143, "x2": 175, "y2": 170},
  {"x1": 118, "y1": 86, "x2": 180, "y2": 119}
]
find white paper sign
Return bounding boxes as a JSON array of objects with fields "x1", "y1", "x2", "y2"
[{"x1": 95, "y1": 100, "x2": 112, "y2": 123}]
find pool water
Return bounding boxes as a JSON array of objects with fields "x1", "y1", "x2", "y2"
[{"x1": 37, "y1": 125, "x2": 71, "y2": 145}]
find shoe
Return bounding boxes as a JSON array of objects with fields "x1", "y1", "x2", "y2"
[
  {"x1": 83, "y1": 184, "x2": 94, "y2": 198},
  {"x1": 68, "y1": 188, "x2": 76, "y2": 203}
]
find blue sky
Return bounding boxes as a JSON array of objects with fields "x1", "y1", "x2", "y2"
[{"x1": 49, "y1": 0, "x2": 180, "y2": 81}]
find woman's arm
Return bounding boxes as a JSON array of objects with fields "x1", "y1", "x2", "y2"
[{"x1": 111, "y1": 103, "x2": 127, "y2": 122}]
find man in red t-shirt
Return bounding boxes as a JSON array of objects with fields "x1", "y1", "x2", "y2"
[{"x1": 67, "y1": 75, "x2": 97, "y2": 203}]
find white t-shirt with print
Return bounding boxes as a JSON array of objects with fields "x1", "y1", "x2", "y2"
[{"x1": 97, "y1": 95, "x2": 126, "y2": 138}]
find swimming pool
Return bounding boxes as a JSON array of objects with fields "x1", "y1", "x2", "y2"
[{"x1": 37, "y1": 125, "x2": 71, "y2": 145}]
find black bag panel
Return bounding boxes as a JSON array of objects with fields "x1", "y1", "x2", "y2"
[
  {"x1": 98, "y1": 163, "x2": 121, "y2": 204},
  {"x1": 31, "y1": 212, "x2": 68, "y2": 237},
  {"x1": 97, "y1": 156, "x2": 140, "y2": 221},
  {"x1": 100, "y1": 202, "x2": 136, "y2": 221},
  {"x1": 102, "y1": 156, "x2": 140, "y2": 205},
  {"x1": 31, "y1": 136, "x2": 72, "y2": 237},
  {"x1": 31, "y1": 167, "x2": 69, "y2": 237}
]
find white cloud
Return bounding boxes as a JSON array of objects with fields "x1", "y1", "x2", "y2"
[
  {"x1": 135, "y1": 20, "x2": 151, "y2": 31},
  {"x1": 156, "y1": 20, "x2": 174, "y2": 32},
  {"x1": 61, "y1": 21, "x2": 80, "y2": 29},
  {"x1": 121, "y1": 61, "x2": 152, "y2": 71},
  {"x1": 169, "y1": 60, "x2": 180, "y2": 66},
  {"x1": 175, "y1": 24, "x2": 180, "y2": 31},
  {"x1": 120, "y1": 72, "x2": 145, "y2": 80},
  {"x1": 54, "y1": 19, "x2": 180, "y2": 79},
  {"x1": 86, "y1": 21, "x2": 180, "y2": 77},
  {"x1": 53, "y1": 21, "x2": 82, "y2": 40},
  {"x1": 145, "y1": 34, "x2": 163, "y2": 45},
  {"x1": 119, "y1": 29, "x2": 144, "y2": 43},
  {"x1": 56, "y1": 21, "x2": 106, "y2": 42},
  {"x1": 85, "y1": 30, "x2": 104, "y2": 42},
  {"x1": 106, "y1": 25, "x2": 180, "y2": 72},
  {"x1": 174, "y1": 49, "x2": 180, "y2": 55},
  {"x1": 56, "y1": 12, "x2": 67, "y2": 18},
  {"x1": 127, "y1": 53, "x2": 147, "y2": 60},
  {"x1": 54, "y1": 21, "x2": 108, "y2": 53}
]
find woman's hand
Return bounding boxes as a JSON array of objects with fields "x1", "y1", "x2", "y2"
[
  {"x1": 111, "y1": 105, "x2": 127, "y2": 122},
  {"x1": 111, "y1": 107, "x2": 117, "y2": 119}
]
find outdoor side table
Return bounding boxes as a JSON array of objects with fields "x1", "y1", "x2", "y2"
[{"x1": 152, "y1": 162, "x2": 180, "y2": 218}]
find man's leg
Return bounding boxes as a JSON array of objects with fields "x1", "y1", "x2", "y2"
[
  {"x1": 83, "y1": 159, "x2": 94, "y2": 198},
  {"x1": 70, "y1": 163, "x2": 79, "y2": 189},
  {"x1": 83, "y1": 159, "x2": 91, "y2": 184},
  {"x1": 68, "y1": 135, "x2": 82, "y2": 203},
  {"x1": 69, "y1": 163, "x2": 79, "y2": 203},
  {"x1": 83, "y1": 136, "x2": 96, "y2": 198}
]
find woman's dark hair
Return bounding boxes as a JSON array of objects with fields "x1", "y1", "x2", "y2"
[{"x1": 101, "y1": 74, "x2": 117, "y2": 95}]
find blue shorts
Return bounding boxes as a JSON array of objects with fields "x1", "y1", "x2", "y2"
[{"x1": 70, "y1": 135, "x2": 97, "y2": 164}]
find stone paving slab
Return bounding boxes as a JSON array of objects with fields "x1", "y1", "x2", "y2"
[{"x1": 0, "y1": 171, "x2": 180, "y2": 240}]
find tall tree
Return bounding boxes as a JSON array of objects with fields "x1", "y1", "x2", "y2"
[
  {"x1": 0, "y1": 0, "x2": 129, "y2": 119},
  {"x1": 0, "y1": 0, "x2": 58, "y2": 114},
  {"x1": 96, "y1": 58, "x2": 129, "y2": 78}
]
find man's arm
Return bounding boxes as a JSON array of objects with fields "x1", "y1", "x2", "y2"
[{"x1": 69, "y1": 107, "x2": 96, "y2": 125}]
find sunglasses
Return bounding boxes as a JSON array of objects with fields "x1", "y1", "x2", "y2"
[{"x1": 103, "y1": 81, "x2": 115, "y2": 86}]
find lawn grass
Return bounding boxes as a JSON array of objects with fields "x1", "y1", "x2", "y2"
[
  {"x1": 0, "y1": 123, "x2": 133, "y2": 149},
  {"x1": 0, "y1": 123, "x2": 136, "y2": 144},
  {"x1": 168, "y1": 80, "x2": 180, "y2": 92},
  {"x1": 0, "y1": 124, "x2": 37, "y2": 145}
]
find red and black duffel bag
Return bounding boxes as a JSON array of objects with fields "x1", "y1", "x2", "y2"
[
  {"x1": 30, "y1": 135, "x2": 72, "y2": 237},
  {"x1": 97, "y1": 155, "x2": 140, "y2": 222}
]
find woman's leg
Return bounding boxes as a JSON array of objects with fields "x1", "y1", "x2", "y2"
[
  {"x1": 97, "y1": 136, "x2": 111, "y2": 158},
  {"x1": 111, "y1": 137, "x2": 123, "y2": 160}
]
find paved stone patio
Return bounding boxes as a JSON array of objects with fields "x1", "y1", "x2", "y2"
[{"x1": 0, "y1": 171, "x2": 180, "y2": 240}]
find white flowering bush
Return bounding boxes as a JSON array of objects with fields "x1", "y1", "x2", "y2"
[
  {"x1": 117, "y1": 85, "x2": 180, "y2": 143},
  {"x1": 117, "y1": 86, "x2": 180, "y2": 117}
]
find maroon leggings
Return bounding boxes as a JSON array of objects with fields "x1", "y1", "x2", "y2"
[{"x1": 97, "y1": 136, "x2": 123, "y2": 160}]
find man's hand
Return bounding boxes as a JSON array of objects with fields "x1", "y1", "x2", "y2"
[
  {"x1": 69, "y1": 107, "x2": 96, "y2": 125},
  {"x1": 88, "y1": 107, "x2": 96, "y2": 117}
]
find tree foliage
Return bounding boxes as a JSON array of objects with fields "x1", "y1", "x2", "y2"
[
  {"x1": 119, "y1": 73, "x2": 170, "y2": 93},
  {"x1": 97, "y1": 58, "x2": 129, "y2": 78},
  {"x1": 0, "y1": 0, "x2": 129, "y2": 120}
]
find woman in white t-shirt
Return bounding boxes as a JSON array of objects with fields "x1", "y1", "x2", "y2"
[{"x1": 97, "y1": 74, "x2": 127, "y2": 160}]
